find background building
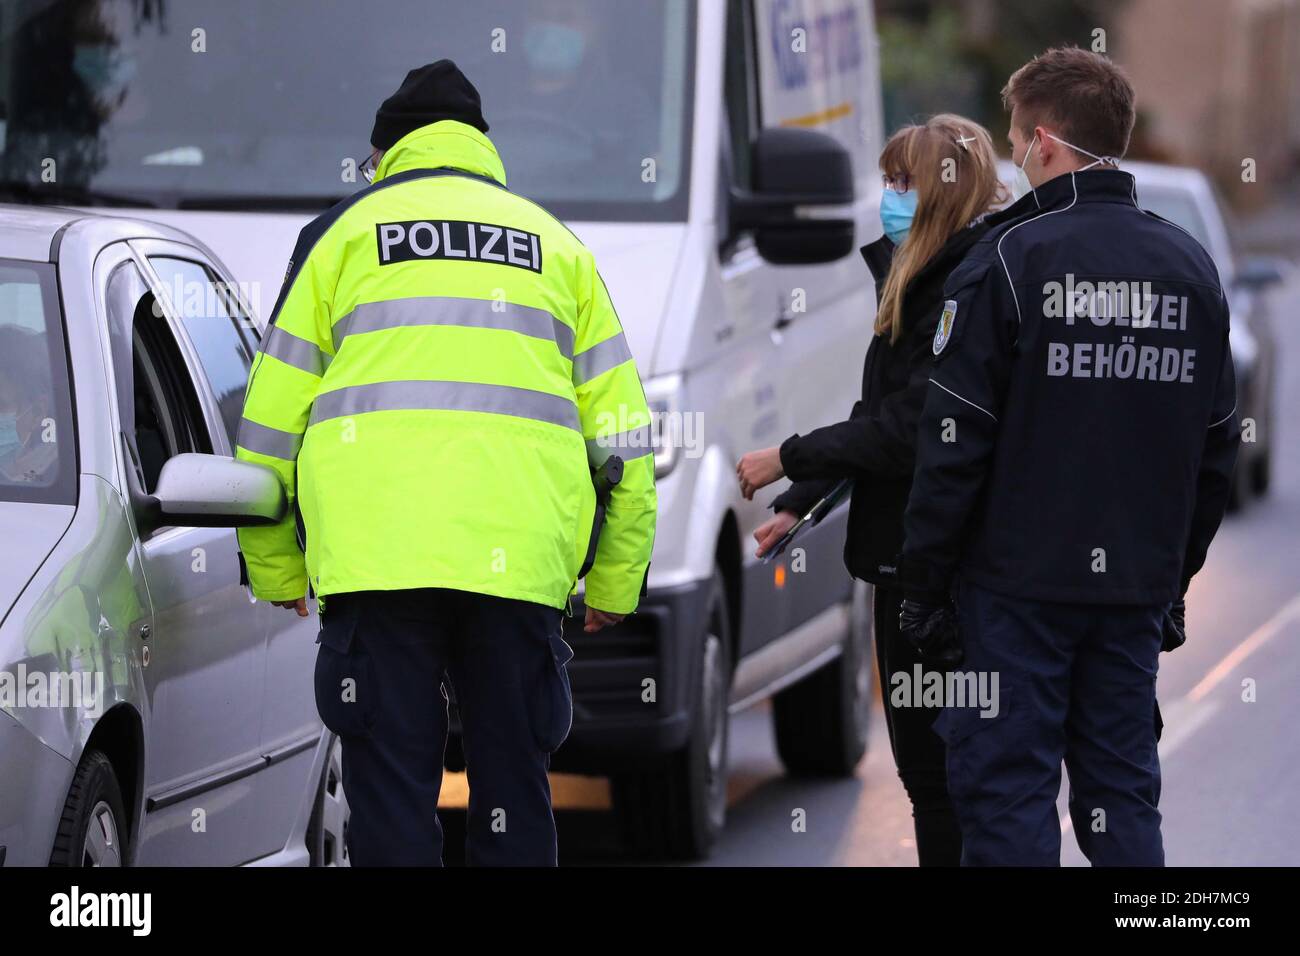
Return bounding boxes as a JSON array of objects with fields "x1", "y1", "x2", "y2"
[{"x1": 877, "y1": 0, "x2": 1300, "y2": 210}]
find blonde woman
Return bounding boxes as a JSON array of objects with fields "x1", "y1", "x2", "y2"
[{"x1": 736, "y1": 114, "x2": 1006, "y2": 866}]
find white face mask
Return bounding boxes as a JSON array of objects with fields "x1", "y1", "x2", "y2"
[
  {"x1": 1012, "y1": 132, "x2": 1119, "y2": 201},
  {"x1": 1011, "y1": 135, "x2": 1038, "y2": 201}
]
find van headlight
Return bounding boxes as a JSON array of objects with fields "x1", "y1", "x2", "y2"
[{"x1": 644, "y1": 374, "x2": 683, "y2": 479}]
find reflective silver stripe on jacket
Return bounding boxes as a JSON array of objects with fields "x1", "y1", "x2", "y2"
[
  {"x1": 309, "y1": 380, "x2": 581, "y2": 432},
  {"x1": 573, "y1": 332, "x2": 633, "y2": 386},
  {"x1": 586, "y1": 425, "x2": 653, "y2": 466},
  {"x1": 331, "y1": 296, "x2": 575, "y2": 358},
  {"x1": 259, "y1": 325, "x2": 329, "y2": 377},
  {"x1": 237, "y1": 417, "x2": 304, "y2": 460}
]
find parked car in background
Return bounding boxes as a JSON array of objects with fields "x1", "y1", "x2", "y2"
[
  {"x1": 998, "y1": 160, "x2": 1285, "y2": 507},
  {"x1": 1126, "y1": 162, "x2": 1288, "y2": 508},
  {"x1": 0, "y1": 205, "x2": 347, "y2": 866}
]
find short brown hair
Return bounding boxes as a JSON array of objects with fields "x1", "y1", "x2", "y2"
[{"x1": 1002, "y1": 47, "x2": 1136, "y2": 161}]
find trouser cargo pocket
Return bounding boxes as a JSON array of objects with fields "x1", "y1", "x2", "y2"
[
  {"x1": 931, "y1": 683, "x2": 1020, "y2": 818},
  {"x1": 530, "y1": 620, "x2": 574, "y2": 754},
  {"x1": 314, "y1": 599, "x2": 379, "y2": 739}
]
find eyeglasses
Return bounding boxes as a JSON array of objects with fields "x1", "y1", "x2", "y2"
[
  {"x1": 360, "y1": 149, "x2": 381, "y2": 184},
  {"x1": 881, "y1": 173, "x2": 912, "y2": 194}
]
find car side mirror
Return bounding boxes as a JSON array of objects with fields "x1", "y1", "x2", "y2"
[
  {"x1": 142, "y1": 453, "x2": 287, "y2": 531},
  {"x1": 1233, "y1": 255, "x2": 1289, "y2": 292},
  {"x1": 729, "y1": 127, "x2": 856, "y2": 265}
]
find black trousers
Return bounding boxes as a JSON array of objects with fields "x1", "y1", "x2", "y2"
[
  {"x1": 873, "y1": 584, "x2": 963, "y2": 867},
  {"x1": 313, "y1": 588, "x2": 573, "y2": 866}
]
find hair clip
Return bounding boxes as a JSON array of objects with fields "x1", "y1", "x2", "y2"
[{"x1": 954, "y1": 134, "x2": 976, "y2": 151}]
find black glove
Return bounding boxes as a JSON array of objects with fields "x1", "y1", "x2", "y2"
[
  {"x1": 899, "y1": 598, "x2": 963, "y2": 668},
  {"x1": 1161, "y1": 599, "x2": 1186, "y2": 653}
]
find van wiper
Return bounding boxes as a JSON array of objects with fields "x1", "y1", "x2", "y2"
[
  {"x1": 0, "y1": 181, "x2": 158, "y2": 208},
  {"x1": 176, "y1": 194, "x2": 348, "y2": 212}
]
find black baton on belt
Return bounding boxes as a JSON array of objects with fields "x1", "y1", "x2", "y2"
[{"x1": 579, "y1": 455, "x2": 624, "y2": 579}]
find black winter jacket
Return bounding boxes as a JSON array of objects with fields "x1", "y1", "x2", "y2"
[
  {"x1": 772, "y1": 220, "x2": 991, "y2": 585},
  {"x1": 902, "y1": 170, "x2": 1239, "y2": 605}
]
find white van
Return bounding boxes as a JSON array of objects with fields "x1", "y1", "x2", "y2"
[{"x1": 2, "y1": 0, "x2": 884, "y2": 858}]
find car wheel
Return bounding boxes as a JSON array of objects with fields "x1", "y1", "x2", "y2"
[
  {"x1": 612, "y1": 569, "x2": 731, "y2": 860},
  {"x1": 50, "y1": 749, "x2": 128, "y2": 867},
  {"x1": 307, "y1": 735, "x2": 350, "y2": 866},
  {"x1": 1226, "y1": 466, "x2": 1247, "y2": 512},
  {"x1": 1251, "y1": 448, "x2": 1271, "y2": 496},
  {"x1": 773, "y1": 580, "x2": 872, "y2": 777}
]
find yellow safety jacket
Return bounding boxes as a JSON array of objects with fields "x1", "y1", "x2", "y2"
[{"x1": 236, "y1": 121, "x2": 656, "y2": 614}]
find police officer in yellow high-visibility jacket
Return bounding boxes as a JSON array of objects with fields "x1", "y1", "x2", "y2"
[{"x1": 235, "y1": 61, "x2": 656, "y2": 866}]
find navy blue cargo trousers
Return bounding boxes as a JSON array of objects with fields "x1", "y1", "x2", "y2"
[
  {"x1": 313, "y1": 588, "x2": 573, "y2": 866},
  {"x1": 933, "y1": 580, "x2": 1165, "y2": 866}
]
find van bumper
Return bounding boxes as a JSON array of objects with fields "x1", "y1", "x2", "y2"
[{"x1": 549, "y1": 579, "x2": 709, "y2": 774}]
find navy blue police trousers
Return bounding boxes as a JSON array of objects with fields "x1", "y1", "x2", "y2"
[
  {"x1": 313, "y1": 588, "x2": 573, "y2": 866},
  {"x1": 934, "y1": 580, "x2": 1165, "y2": 866}
]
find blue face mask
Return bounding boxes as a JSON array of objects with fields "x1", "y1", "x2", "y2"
[
  {"x1": 523, "y1": 22, "x2": 587, "y2": 75},
  {"x1": 880, "y1": 188, "x2": 918, "y2": 245},
  {"x1": 72, "y1": 45, "x2": 136, "y2": 101}
]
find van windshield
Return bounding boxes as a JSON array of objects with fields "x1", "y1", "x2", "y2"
[
  {"x1": 0, "y1": 261, "x2": 77, "y2": 506},
  {"x1": 0, "y1": 0, "x2": 694, "y2": 221}
]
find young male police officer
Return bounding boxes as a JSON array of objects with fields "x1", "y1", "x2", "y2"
[
  {"x1": 235, "y1": 61, "x2": 657, "y2": 866},
  {"x1": 899, "y1": 48, "x2": 1240, "y2": 866}
]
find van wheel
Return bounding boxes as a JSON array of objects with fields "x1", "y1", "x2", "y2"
[
  {"x1": 612, "y1": 570, "x2": 731, "y2": 860},
  {"x1": 773, "y1": 581, "x2": 872, "y2": 777},
  {"x1": 307, "y1": 736, "x2": 350, "y2": 866},
  {"x1": 50, "y1": 750, "x2": 128, "y2": 867}
]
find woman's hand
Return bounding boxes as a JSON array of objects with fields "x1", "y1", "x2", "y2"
[
  {"x1": 753, "y1": 509, "x2": 800, "y2": 558},
  {"x1": 736, "y1": 446, "x2": 785, "y2": 500}
]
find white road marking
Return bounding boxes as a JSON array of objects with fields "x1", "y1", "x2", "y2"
[
  {"x1": 1187, "y1": 590, "x2": 1300, "y2": 702},
  {"x1": 1060, "y1": 592, "x2": 1300, "y2": 836},
  {"x1": 1156, "y1": 697, "x2": 1222, "y2": 758}
]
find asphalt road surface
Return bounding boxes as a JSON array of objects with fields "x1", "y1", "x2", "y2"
[{"x1": 439, "y1": 263, "x2": 1300, "y2": 867}]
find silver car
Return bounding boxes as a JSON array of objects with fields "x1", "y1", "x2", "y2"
[
  {"x1": 0, "y1": 205, "x2": 347, "y2": 866},
  {"x1": 1117, "y1": 161, "x2": 1284, "y2": 509}
]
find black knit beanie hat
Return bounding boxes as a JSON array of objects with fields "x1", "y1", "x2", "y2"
[{"x1": 371, "y1": 59, "x2": 489, "y2": 149}]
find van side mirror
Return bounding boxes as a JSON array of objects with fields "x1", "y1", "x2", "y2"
[
  {"x1": 730, "y1": 127, "x2": 856, "y2": 265},
  {"x1": 143, "y1": 454, "x2": 287, "y2": 531}
]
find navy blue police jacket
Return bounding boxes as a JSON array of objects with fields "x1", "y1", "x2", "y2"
[{"x1": 901, "y1": 168, "x2": 1240, "y2": 606}]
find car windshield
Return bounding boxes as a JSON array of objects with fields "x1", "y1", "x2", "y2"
[
  {"x1": 0, "y1": 0, "x2": 694, "y2": 221},
  {"x1": 0, "y1": 260, "x2": 77, "y2": 505}
]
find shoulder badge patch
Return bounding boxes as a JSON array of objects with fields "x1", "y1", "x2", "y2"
[{"x1": 933, "y1": 299, "x2": 958, "y2": 355}]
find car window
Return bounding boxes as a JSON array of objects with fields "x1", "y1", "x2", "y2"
[
  {"x1": 149, "y1": 256, "x2": 255, "y2": 450},
  {"x1": 725, "y1": 0, "x2": 760, "y2": 192},
  {"x1": 753, "y1": 0, "x2": 875, "y2": 187},
  {"x1": 0, "y1": 260, "x2": 77, "y2": 505},
  {"x1": 1138, "y1": 187, "x2": 1212, "y2": 250},
  {"x1": 105, "y1": 261, "x2": 213, "y2": 495}
]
